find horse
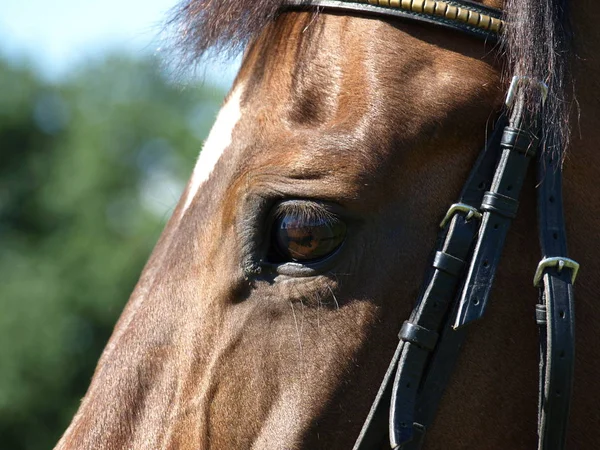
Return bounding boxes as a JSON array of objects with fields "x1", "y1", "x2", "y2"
[{"x1": 55, "y1": 0, "x2": 600, "y2": 448}]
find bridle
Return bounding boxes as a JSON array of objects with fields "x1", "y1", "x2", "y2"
[{"x1": 283, "y1": 1, "x2": 579, "y2": 449}]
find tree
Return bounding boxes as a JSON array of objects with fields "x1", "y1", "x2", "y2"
[{"x1": 0, "y1": 54, "x2": 225, "y2": 450}]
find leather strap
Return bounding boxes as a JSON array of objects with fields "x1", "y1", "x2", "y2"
[
  {"x1": 401, "y1": 315, "x2": 468, "y2": 450},
  {"x1": 535, "y1": 147, "x2": 575, "y2": 450},
  {"x1": 390, "y1": 100, "x2": 540, "y2": 448},
  {"x1": 352, "y1": 116, "x2": 507, "y2": 450},
  {"x1": 454, "y1": 98, "x2": 539, "y2": 327},
  {"x1": 389, "y1": 214, "x2": 479, "y2": 448},
  {"x1": 356, "y1": 82, "x2": 548, "y2": 450}
]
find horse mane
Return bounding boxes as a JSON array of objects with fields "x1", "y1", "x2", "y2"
[
  {"x1": 170, "y1": 0, "x2": 572, "y2": 155},
  {"x1": 503, "y1": 0, "x2": 572, "y2": 159}
]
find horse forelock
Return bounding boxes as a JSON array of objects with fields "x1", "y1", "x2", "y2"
[
  {"x1": 168, "y1": 0, "x2": 288, "y2": 64},
  {"x1": 502, "y1": 0, "x2": 573, "y2": 161}
]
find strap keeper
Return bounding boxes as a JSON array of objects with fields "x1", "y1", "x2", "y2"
[
  {"x1": 500, "y1": 126, "x2": 539, "y2": 156},
  {"x1": 433, "y1": 251, "x2": 465, "y2": 277},
  {"x1": 399, "y1": 321, "x2": 438, "y2": 352},
  {"x1": 481, "y1": 192, "x2": 519, "y2": 218}
]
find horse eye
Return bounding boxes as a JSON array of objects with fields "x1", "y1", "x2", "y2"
[{"x1": 270, "y1": 208, "x2": 346, "y2": 262}]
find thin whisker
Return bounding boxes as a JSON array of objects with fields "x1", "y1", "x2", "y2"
[
  {"x1": 289, "y1": 301, "x2": 304, "y2": 361},
  {"x1": 327, "y1": 285, "x2": 340, "y2": 310}
]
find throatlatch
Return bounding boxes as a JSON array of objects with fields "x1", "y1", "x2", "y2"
[{"x1": 352, "y1": 76, "x2": 578, "y2": 450}]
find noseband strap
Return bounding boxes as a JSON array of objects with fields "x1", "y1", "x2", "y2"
[{"x1": 281, "y1": 3, "x2": 577, "y2": 449}]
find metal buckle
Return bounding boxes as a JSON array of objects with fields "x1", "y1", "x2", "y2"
[
  {"x1": 533, "y1": 257, "x2": 580, "y2": 287},
  {"x1": 440, "y1": 203, "x2": 482, "y2": 229},
  {"x1": 505, "y1": 76, "x2": 549, "y2": 108}
]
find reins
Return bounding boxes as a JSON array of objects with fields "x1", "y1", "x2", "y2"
[{"x1": 282, "y1": 2, "x2": 578, "y2": 449}]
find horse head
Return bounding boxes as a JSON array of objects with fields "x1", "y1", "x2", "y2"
[{"x1": 57, "y1": 0, "x2": 600, "y2": 448}]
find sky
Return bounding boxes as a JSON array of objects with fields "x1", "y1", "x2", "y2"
[{"x1": 0, "y1": 0, "x2": 239, "y2": 87}]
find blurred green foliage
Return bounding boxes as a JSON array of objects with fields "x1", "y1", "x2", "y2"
[{"x1": 0, "y1": 55, "x2": 226, "y2": 449}]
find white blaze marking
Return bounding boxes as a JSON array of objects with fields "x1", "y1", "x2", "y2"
[{"x1": 181, "y1": 83, "x2": 245, "y2": 215}]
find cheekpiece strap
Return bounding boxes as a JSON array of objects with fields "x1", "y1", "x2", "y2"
[
  {"x1": 535, "y1": 134, "x2": 577, "y2": 450},
  {"x1": 454, "y1": 76, "x2": 544, "y2": 328},
  {"x1": 352, "y1": 116, "x2": 507, "y2": 450}
]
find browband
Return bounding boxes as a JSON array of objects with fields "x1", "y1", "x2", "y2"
[{"x1": 283, "y1": 0, "x2": 504, "y2": 41}]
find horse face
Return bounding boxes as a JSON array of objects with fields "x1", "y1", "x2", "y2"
[{"x1": 57, "y1": 10, "x2": 503, "y2": 450}]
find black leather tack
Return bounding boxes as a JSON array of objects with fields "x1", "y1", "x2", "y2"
[
  {"x1": 536, "y1": 141, "x2": 575, "y2": 450},
  {"x1": 390, "y1": 345, "x2": 428, "y2": 447},
  {"x1": 538, "y1": 274, "x2": 575, "y2": 450},
  {"x1": 399, "y1": 322, "x2": 439, "y2": 351},
  {"x1": 455, "y1": 112, "x2": 535, "y2": 327},
  {"x1": 383, "y1": 119, "x2": 507, "y2": 450},
  {"x1": 536, "y1": 304, "x2": 547, "y2": 325},
  {"x1": 396, "y1": 422, "x2": 426, "y2": 450},
  {"x1": 353, "y1": 342, "x2": 403, "y2": 450},
  {"x1": 432, "y1": 251, "x2": 465, "y2": 277},
  {"x1": 500, "y1": 126, "x2": 539, "y2": 155},
  {"x1": 481, "y1": 192, "x2": 519, "y2": 218},
  {"x1": 353, "y1": 108, "x2": 518, "y2": 449},
  {"x1": 454, "y1": 90, "x2": 540, "y2": 329}
]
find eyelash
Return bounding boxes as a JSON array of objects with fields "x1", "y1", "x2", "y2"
[{"x1": 270, "y1": 200, "x2": 338, "y2": 226}]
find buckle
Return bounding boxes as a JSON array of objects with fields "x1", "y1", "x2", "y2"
[
  {"x1": 533, "y1": 257, "x2": 580, "y2": 287},
  {"x1": 440, "y1": 203, "x2": 482, "y2": 229},
  {"x1": 505, "y1": 76, "x2": 549, "y2": 108}
]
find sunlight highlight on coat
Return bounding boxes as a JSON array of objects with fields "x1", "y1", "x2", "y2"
[{"x1": 181, "y1": 82, "x2": 245, "y2": 215}]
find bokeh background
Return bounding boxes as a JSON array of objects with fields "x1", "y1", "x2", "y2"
[{"x1": 0, "y1": 1, "x2": 237, "y2": 448}]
